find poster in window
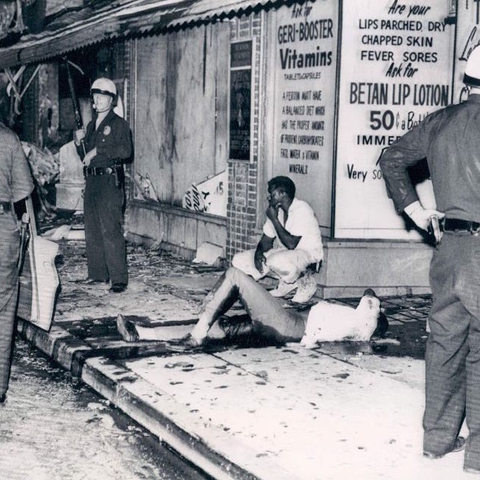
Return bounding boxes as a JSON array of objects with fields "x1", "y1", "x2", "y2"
[{"x1": 229, "y1": 43, "x2": 252, "y2": 161}]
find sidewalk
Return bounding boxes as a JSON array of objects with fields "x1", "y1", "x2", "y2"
[{"x1": 17, "y1": 238, "x2": 473, "y2": 480}]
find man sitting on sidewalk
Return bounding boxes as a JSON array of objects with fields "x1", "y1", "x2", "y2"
[
  {"x1": 232, "y1": 176, "x2": 323, "y2": 304},
  {"x1": 116, "y1": 267, "x2": 387, "y2": 347}
]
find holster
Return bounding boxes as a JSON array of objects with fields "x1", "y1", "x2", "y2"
[{"x1": 114, "y1": 167, "x2": 125, "y2": 189}]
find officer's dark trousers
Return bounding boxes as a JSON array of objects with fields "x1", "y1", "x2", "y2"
[
  {"x1": 0, "y1": 217, "x2": 20, "y2": 396},
  {"x1": 84, "y1": 174, "x2": 127, "y2": 285},
  {"x1": 424, "y1": 232, "x2": 480, "y2": 470}
]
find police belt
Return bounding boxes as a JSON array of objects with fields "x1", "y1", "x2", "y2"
[
  {"x1": 0, "y1": 201, "x2": 11, "y2": 214},
  {"x1": 84, "y1": 165, "x2": 122, "y2": 177},
  {"x1": 444, "y1": 218, "x2": 480, "y2": 234}
]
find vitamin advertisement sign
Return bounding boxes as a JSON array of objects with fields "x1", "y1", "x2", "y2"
[
  {"x1": 272, "y1": 0, "x2": 338, "y2": 230},
  {"x1": 335, "y1": 0, "x2": 454, "y2": 239}
]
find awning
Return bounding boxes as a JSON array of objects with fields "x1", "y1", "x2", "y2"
[
  {"x1": 171, "y1": 0, "x2": 277, "y2": 26},
  {"x1": 119, "y1": 0, "x2": 278, "y2": 29},
  {"x1": 0, "y1": 0, "x2": 185, "y2": 67},
  {"x1": 0, "y1": 0, "x2": 285, "y2": 68}
]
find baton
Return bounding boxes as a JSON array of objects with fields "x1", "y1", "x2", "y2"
[
  {"x1": 17, "y1": 212, "x2": 30, "y2": 274},
  {"x1": 64, "y1": 57, "x2": 87, "y2": 159}
]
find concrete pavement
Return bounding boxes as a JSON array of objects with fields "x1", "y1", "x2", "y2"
[{"x1": 16, "y1": 239, "x2": 474, "y2": 479}]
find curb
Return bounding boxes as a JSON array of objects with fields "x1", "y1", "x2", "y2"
[
  {"x1": 17, "y1": 318, "x2": 259, "y2": 479},
  {"x1": 16, "y1": 318, "x2": 285, "y2": 480}
]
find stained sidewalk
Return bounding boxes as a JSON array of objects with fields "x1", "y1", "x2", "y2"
[{"x1": 16, "y1": 239, "x2": 473, "y2": 480}]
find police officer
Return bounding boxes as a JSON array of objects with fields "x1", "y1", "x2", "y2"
[
  {"x1": 0, "y1": 123, "x2": 34, "y2": 404},
  {"x1": 75, "y1": 78, "x2": 133, "y2": 293},
  {"x1": 380, "y1": 46, "x2": 480, "y2": 474}
]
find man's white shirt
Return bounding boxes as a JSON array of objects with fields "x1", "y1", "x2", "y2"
[{"x1": 263, "y1": 197, "x2": 323, "y2": 262}]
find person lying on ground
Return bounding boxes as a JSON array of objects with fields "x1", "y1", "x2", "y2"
[{"x1": 116, "y1": 267, "x2": 388, "y2": 348}]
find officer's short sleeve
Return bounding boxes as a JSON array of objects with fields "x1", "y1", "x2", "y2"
[{"x1": 11, "y1": 137, "x2": 34, "y2": 203}]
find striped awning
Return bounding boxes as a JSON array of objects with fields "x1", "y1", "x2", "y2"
[
  {"x1": 119, "y1": 0, "x2": 278, "y2": 29},
  {"x1": 0, "y1": 0, "x2": 285, "y2": 68}
]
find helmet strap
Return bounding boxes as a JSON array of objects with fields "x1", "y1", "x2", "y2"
[{"x1": 95, "y1": 105, "x2": 111, "y2": 113}]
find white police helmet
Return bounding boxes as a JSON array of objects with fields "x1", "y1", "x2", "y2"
[
  {"x1": 463, "y1": 46, "x2": 480, "y2": 87},
  {"x1": 91, "y1": 78, "x2": 117, "y2": 98}
]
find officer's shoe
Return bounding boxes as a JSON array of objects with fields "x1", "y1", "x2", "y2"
[
  {"x1": 0, "y1": 393, "x2": 6, "y2": 405},
  {"x1": 110, "y1": 283, "x2": 127, "y2": 293},
  {"x1": 423, "y1": 436, "x2": 466, "y2": 459},
  {"x1": 464, "y1": 466, "x2": 480, "y2": 475}
]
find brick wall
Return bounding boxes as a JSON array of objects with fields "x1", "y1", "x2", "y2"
[
  {"x1": 111, "y1": 40, "x2": 135, "y2": 201},
  {"x1": 226, "y1": 13, "x2": 263, "y2": 261},
  {"x1": 123, "y1": 40, "x2": 134, "y2": 202}
]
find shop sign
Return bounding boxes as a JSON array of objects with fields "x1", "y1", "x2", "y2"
[
  {"x1": 272, "y1": 0, "x2": 338, "y2": 224},
  {"x1": 335, "y1": 0, "x2": 453, "y2": 240}
]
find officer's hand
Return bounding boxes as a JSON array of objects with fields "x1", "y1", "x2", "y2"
[
  {"x1": 74, "y1": 129, "x2": 85, "y2": 145},
  {"x1": 83, "y1": 148, "x2": 97, "y2": 167},
  {"x1": 405, "y1": 201, "x2": 445, "y2": 231},
  {"x1": 254, "y1": 250, "x2": 265, "y2": 273}
]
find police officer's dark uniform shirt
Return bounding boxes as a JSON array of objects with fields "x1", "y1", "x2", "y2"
[
  {"x1": 79, "y1": 109, "x2": 132, "y2": 286},
  {"x1": 81, "y1": 109, "x2": 132, "y2": 167},
  {"x1": 0, "y1": 123, "x2": 33, "y2": 396},
  {"x1": 380, "y1": 94, "x2": 480, "y2": 223}
]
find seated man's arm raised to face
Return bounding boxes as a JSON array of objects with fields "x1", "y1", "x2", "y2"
[
  {"x1": 266, "y1": 204, "x2": 301, "y2": 250},
  {"x1": 254, "y1": 234, "x2": 274, "y2": 273}
]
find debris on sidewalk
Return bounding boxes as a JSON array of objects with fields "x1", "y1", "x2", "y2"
[
  {"x1": 182, "y1": 171, "x2": 227, "y2": 216},
  {"x1": 43, "y1": 224, "x2": 72, "y2": 240},
  {"x1": 15, "y1": 226, "x2": 448, "y2": 480},
  {"x1": 191, "y1": 242, "x2": 226, "y2": 272},
  {"x1": 43, "y1": 224, "x2": 85, "y2": 241},
  {"x1": 22, "y1": 141, "x2": 59, "y2": 219},
  {"x1": 129, "y1": 171, "x2": 160, "y2": 202},
  {"x1": 193, "y1": 242, "x2": 223, "y2": 265}
]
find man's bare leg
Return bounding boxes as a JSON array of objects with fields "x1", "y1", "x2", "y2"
[
  {"x1": 190, "y1": 267, "x2": 306, "y2": 346},
  {"x1": 117, "y1": 267, "x2": 306, "y2": 346},
  {"x1": 116, "y1": 314, "x2": 228, "y2": 343}
]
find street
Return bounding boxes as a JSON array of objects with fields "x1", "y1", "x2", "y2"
[{"x1": 0, "y1": 338, "x2": 209, "y2": 480}]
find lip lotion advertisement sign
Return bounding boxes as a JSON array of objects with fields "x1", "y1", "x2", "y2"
[
  {"x1": 335, "y1": 0, "x2": 453, "y2": 240},
  {"x1": 455, "y1": 2, "x2": 480, "y2": 103},
  {"x1": 273, "y1": 0, "x2": 338, "y2": 230}
]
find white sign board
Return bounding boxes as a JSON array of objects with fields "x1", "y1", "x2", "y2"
[
  {"x1": 272, "y1": 0, "x2": 338, "y2": 230},
  {"x1": 336, "y1": 0, "x2": 454, "y2": 239}
]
